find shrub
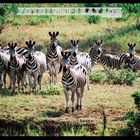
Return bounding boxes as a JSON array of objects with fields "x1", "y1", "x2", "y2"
[
  {"x1": 87, "y1": 15, "x2": 101, "y2": 24},
  {"x1": 132, "y1": 91, "x2": 140, "y2": 110},
  {"x1": 28, "y1": 17, "x2": 40, "y2": 25},
  {"x1": 89, "y1": 72, "x2": 105, "y2": 84},
  {"x1": 67, "y1": 15, "x2": 77, "y2": 21},
  {"x1": 12, "y1": 18, "x2": 21, "y2": 26},
  {"x1": 39, "y1": 85, "x2": 62, "y2": 95},
  {"x1": 105, "y1": 68, "x2": 138, "y2": 86},
  {"x1": 116, "y1": 90, "x2": 140, "y2": 136},
  {"x1": 38, "y1": 15, "x2": 52, "y2": 24}
]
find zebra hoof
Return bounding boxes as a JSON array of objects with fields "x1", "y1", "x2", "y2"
[
  {"x1": 65, "y1": 107, "x2": 69, "y2": 113},
  {"x1": 76, "y1": 105, "x2": 79, "y2": 110},
  {"x1": 72, "y1": 107, "x2": 74, "y2": 113},
  {"x1": 80, "y1": 105, "x2": 82, "y2": 110}
]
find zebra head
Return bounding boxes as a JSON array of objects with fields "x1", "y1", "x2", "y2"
[
  {"x1": 49, "y1": 31, "x2": 59, "y2": 52},
  {"x1": 25, "y1": 40, "x2": 36, "y2": 60},
  {"x1": 8, "y1": 42, "x2": 17, "y2": 62},
  {"x1": 59, "y1": 50, "x2": 71, "y2": 73},
  {"x1": 70, "y1": 39, "x2": 79, "y2": 55},
  {"x1": 128, "y1": 42, "x2": 136, "y2": 59}
]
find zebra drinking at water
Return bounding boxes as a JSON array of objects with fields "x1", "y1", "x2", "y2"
[
  {"x1": 60, "y1": 50, "x2": 87, "y2": 113},
  {"x1": 25, "y1": 40, "x2": 46, "y2": 94},
  {"x1": 46, "y1": 31, "x2": 62, "y2": 84}
]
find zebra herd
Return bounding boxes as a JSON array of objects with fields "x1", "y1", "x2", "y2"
[{"x1": 0, "y1": 31, "x2": 139, "y2": 113}]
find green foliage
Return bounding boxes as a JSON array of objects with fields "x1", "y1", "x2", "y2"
[
  {"x1": 132, "y1": 91, "x2": 140, "y2": 110},
  {"x1": 62, "y1": 126, "x2": 93, "y2": 136},
  {"x1": 89, "y1": 72, "x2": 105, "y2": 84},
  {"x1": 39, "y1": 85, "x2": 61, "y2": 95},
  {"x1": 116, "y1": 90, "x2": 140, "y2": 136},
  {"x1": 38, "y1": 15, "x2": 52, "y2": 24},
  {"x1": 28, "y1": 17, "x2": 40, "y2": 25},
  {"x1": 12, "y1": 18, "x2": 21, "y2": 26},
  {"x1": 105, "y1": 68, "x2": 138, "y2": 86},
  {"x1": 87, "y1": 15, "x2": 101, "y2": 24},
  {"x1": 67, "y1": 15, "x2": 77, "y2": 21}
]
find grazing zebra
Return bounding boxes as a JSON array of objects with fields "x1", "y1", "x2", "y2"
[
  {"x1": 25, "y1": 40, "x2": 46, "y2": 93},
  {"x1": 125, "y1": 42, "x2": 140, "y2": 72},
  {"x1": 8, "y1": 43, "x2": 26, "y2": 94},
  {"x1": 0, "y1": 51, "x2": 10, "y2": 88},
  {"x1": 89, "y1": 40, "x2": 129, "y2": 70},
  {"x1": 70, "y1": 40, "x2": 92, "y2": 90},
  {"x1": 60, "y1": 50, "x2": 87, "y2": 113},
  {"x1": 46, "y1": 31, "x2": 62, "y2": 84}
]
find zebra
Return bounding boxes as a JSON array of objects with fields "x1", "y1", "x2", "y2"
[
  {"x1": 60, "y1": 50, "x2": 87, "y2": 113},
  {"x1": 25, "y1": 40, "x2": 46, "y2": 93},
  {"x1": 8, "y1": 42, "x2": 26, "y2": 94},
  {"x1": 0, "y1": 50, "x2": 10, "y2": 89},
  {"x1": 70, "y1": 40, "x2": 92, "y2": 90},
  {"x1": 46, "y1": 31, "x2": 62, "y2": 84},
  {"x1": 125, "y1": 42, "x2": 140, "y2": 72},
  {"x1": 89, "y1": 40, "x2": 130, "y2": 70}
]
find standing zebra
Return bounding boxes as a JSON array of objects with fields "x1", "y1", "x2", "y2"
[
  {"x1": 46, "y1": 31, "x2": 62, "y2": 84},
  {"x1": 8, "y1": 43, "x2": 26, "y2": 94},
  {"x1": 70, "y1": 40, "x2": 92, "y2": 90},
  {"x1": 0, "y1": 50, "x2": 10, "y2": 88},
  {"x1": 125, "y1": 42, "x2": 140, "y2": 72},
  {"x1": 89, "y1": 40, "x2": 129, "y2": 70},
  {"x1": 60, "y1": 50, "x2": 87, "y2": 113},
  {"x1": 25, "y1": 40, "x2": 46, "y2": 93}
]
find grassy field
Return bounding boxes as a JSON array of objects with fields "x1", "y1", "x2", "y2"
[
  {"x1": 0, "y1": 6, "x2": 140, "y2": 135},
  {"x1": 0, "y1": 65, "x2": 139, "y2": 136}
]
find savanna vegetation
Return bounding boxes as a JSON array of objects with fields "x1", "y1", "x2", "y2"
[{"x1": 0, "y1": 3, "x2": 140, "y2": 136}]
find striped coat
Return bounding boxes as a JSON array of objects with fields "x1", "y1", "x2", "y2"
[{"x1": 61, "y1": 50, "x2": 87, "y2": 113}]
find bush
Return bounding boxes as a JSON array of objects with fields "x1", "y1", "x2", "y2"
[
  {"x1": 28, "y1": 17, "x2": 40, "y2": 25},
  {"x1": 39, "y1": 85, "x2": 61, "y2": 95},
  {"x1": 12, "y1": 18, "x2": 21, "y2": 26},
  {"x1": 116, "y1": 90, "x2": 140, "y2": 136},
  {"x1": 38, "y1": 15, "x2": 52, "y2": 24},
  {"x1": 67, "y1": 15, "x2": 77, "y2": 21},
  {"x1": 87, "y1": 15, "x2": 101, "y2": 24},
  {"x1": 89, "y1": 72, "x2": 105, "y2": 84},
  {"x1": 132, "y1": 91, "x2": 140, "y2": 110},
  {"x1": 105, "y1": 68, "x2": 138, "y2": 86}
]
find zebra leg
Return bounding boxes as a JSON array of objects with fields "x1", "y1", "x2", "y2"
[
  {"x1": 11, "y1": 72, "x2": 16, "y2": 95},
  {"x1": 76, "y1": 88, "x2": 80, "y2": 110},
  {"x1": 17, "y1": 76, "x2": 20, "y2": 93},
  {"x1": 34, "y1": 75, "x2": 38, "y2": 94},
  {"x1": 64, "y1": 89, "x2": 69, "y2": 113},
  {"x1": 28, "y1": 75, "x2": 33, "y2": 94},
  {"x1": 71, "y1": 89, "x2": 75, "y2": 113},
  {"x1": 38, "y1": 74, "x2": 43, "y2": 90},
  {"x1": 3, "y1": 71, "x2": 6, "y2": 89},
  {"x1": 0, "y1": 73, "x2": 3, "y2": 89},
  {"x1": 79, "y1": 87, "x2": 84, "y2": 110}
]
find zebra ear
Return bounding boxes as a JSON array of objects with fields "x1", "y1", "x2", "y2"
[
  {"x1": 55, "y1": 31, "x2": 59, "y2": 37},
  {"x1": 14, "y1": 43, "x2": 17, "y2": 47},
  {"x1": 133, "y1": 43, "x2": 136, "y2": 47},
  {"x1": 68, "y1": 51, "x2": 71, "y2": 57},
  {"x1": 100, "y1": 40, "x2": 103, "y2": 45},
  {"x1": 8, "y1": 43, "x2": 11, "y2": 47},
  {"x1": 128, "y1": 43, "x2": 130, "y2": 47},
  {"x1": 95, "y1": 40, "x2": 98, "y2": 45},
  {"x1": 48, "y1": 32, "x2": 52, "y2": 36},
  {"x1": 25, "y1": 41, "x2": 29, "y2": 46},
  {"x1": 76, "y1": 40, "x2": 79, "y2": 44},
  {"x1": 33, "y1": 41, "x2": 36, "y2": 46},
  {"x1": 61, "y1": 51, "x2": 64, "y2": 56},
  {"x1": 71, "y1": 40, "x2": 73, "y2": 44}
]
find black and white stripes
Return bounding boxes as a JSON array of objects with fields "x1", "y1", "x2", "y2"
[{"x1": 60, "y1": 50, "x2": 87, "y2": 113}]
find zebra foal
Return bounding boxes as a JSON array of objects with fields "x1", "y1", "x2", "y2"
[{"x1": 60, "y1": 50, "x2": 87, "y2": 113}]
